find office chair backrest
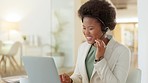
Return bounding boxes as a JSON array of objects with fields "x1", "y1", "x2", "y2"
[
  {"x1": 126, "y1": 68, "x2": 141, "y2": 83},
  {"x1": 0, "y1": 40, "x2": 2, "y2": 50},
  {"x1": 0, "y1": 40, "x2": 3, "y2": 54},
  {"x1": 6, "y1": 41, "x2": 22, "y2": 56}
]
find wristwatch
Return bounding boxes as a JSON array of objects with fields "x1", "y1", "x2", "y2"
[{"x1": 95, "y1": 56, "x2": 104, "y2": 62}]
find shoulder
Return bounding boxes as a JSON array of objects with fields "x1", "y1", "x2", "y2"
[
  {"x1": 108, "y1": 36, "x2": 130, "y2": 53},
  {"x1": 78, "y1": 41, "x2": 90, "y2": 49},
  {"x1": 77, "y1": 42, "x2": 91, "y2": 57},
  {"x1": 108, "y1": 37, "x2": 131, "y2": 56},
  {"x1": 112, "y1": 41, "x2": 131, "y2": 60},
  {"x1": 115, "y1": 42, "x2": 130, "y2": 53}
]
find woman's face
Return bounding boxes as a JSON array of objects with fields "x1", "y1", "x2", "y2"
[{"x1": 82, "y1": 17, "x2": 103, "y2": 44}]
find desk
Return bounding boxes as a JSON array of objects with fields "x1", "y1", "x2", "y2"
[
  {"x1": 1, "y1": 75, "x2": 27, "y2": 83},
  {"x1": 58, "y1": 67, "x2": 74, "y2": 75}
]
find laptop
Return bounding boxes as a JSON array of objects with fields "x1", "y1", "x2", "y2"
[{"x1": 22, "y1": 56, "x2": 61, "y2": 83}]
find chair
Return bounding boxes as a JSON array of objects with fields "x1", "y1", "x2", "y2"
[
  {"x1": 0, "y1": 40, "x2": 4, "y2": 74},
  {"x1": 0, "y1": 40, "x2": 2, "y2": 60},
  {"x1": 0, "y1": 40, "x2": 2, "y2": 51},
  {"x1": 0, "y1": 40, "x2": 3, "y2": 56},
  {"x1": 126, "y1": 68, "x2": 141, "y2": 83},
  {"x1": 0, "y1": 41, "x2": 9, "y2": 75},
  {"x1": 1, "y1": 41, "x2": 22, "y2": 73}
]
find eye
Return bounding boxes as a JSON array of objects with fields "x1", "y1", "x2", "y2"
[
  {"x1": 83, "y1": 27, "x2": 86, "y2": 30},
  {"x1": 89, "y1": 27, "x2": 94, "y2": 30}
]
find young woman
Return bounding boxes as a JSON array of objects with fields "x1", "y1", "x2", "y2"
[{"x1": 60, "y1": 0, "x2": 131, "y2": 83}]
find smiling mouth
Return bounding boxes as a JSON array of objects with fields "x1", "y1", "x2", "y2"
[{"x1": 86, "y1": 37, "x2": 93, "y2": 41}]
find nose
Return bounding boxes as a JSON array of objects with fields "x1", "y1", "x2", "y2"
[{"x1": 84, "y1": 29, "x2": 90, "y2": 35}]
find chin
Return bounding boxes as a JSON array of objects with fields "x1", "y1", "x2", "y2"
[{"x1": 87, "y1": 40, "x2": 95, "y2": 44}]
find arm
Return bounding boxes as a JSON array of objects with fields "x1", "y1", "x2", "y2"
[
  {"x1": 70, "y1": 45, "x2": 83, "y2": 83},
  {"x1": 94, "y1": 46, "x2": 131, "y2": 83},
  {"x1": 70, "y1": 62, "x2": 82, "y2": 83},
  {"x1": 60, "y1": 45, "x2": 83, "y2": 83}
]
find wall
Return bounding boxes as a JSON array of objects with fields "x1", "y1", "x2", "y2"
[
  {"x1": 138, "y1": 0, "x2": 148, "y2": 82},
  {"x1": 0, "y1": 0, "x2": 76, "y2": 68},
  {"x1": 51, "y1": 0, "x2": 75, "y2": 67},
  {"x1": 0, "y1": 0, "x2": 51, "y2": 54},
  {"x1": 74, "y1": 0, "x2": 85, "y2": 63},
  {"x1": 20, "y1": 0, "x2": 51, "y2": 46},
  {"x1": 117, "y1": 5, "x2": 138, "y2": 22},
  {"x1": 0, "y1": 0, "x2": 52, "y2": 70}
]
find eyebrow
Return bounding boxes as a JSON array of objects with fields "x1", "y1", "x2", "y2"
[{"x1": 83, "y1": 25, "x2": 95, "y2": 28}]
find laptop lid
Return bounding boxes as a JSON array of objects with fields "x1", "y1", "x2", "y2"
[{"x1": 22, "y1": 56, "x2": 61, "y2": 83}]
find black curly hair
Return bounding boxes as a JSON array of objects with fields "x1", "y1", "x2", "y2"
[{"x1": 78, "y1": 0, "x2": 116, "y2": 31}]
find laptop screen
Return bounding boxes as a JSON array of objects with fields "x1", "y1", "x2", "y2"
[{"x1": 22, "y1": 56, "x2": 61, "y2": 83}]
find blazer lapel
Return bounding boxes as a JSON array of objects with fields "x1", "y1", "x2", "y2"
[
  {"x1": 90, "y1": 67, "x2": 96, "y2": 80},
  {"x1": 90, "y1": 37, "x2": 116, "y2": 79},
  {"x1": 81, "y1": 43, "x2": 91, "y2": 82},
  {"x1": 90, "y1": 46, "x2": 112, "y2": 79},
  {"x1": 90, "y1": 48, "x2": 113, "y2": 81}
]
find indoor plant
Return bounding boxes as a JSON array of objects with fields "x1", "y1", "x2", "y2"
[{"x1": 49, "y1": 11, "x2": 67, "y2": 68}]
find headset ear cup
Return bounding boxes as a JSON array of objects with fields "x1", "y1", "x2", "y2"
[
  {"x1": 105, "y1": 27, "x2": 109, "y2": 32},
  {"x1": 103, "y1": 27, "x2": 109, "y2": 32}
]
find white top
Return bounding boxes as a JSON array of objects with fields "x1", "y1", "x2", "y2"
[{"x1": 71, "y1": 36, "x2": 131, "y2": 83}]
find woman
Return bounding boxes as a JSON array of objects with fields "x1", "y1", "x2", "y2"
[{"x1": 60, "y1": 0, "x2": 131, "y2": 83}]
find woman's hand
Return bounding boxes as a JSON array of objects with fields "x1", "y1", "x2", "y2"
[
  {"x1": 60, "y1": 73, "x2": 72, "y2": 83},
  {"x1": 95, "y1": 39, "x2": 106, "y2": 60}
]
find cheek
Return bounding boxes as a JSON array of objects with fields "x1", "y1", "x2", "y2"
[
  {"x1": 92, "y1": 31, "x2": 102, "y2": 39},
  {"x1": 93, "y1": 33, "x2": 99, "y2": 39}
]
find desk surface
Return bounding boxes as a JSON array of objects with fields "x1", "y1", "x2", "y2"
[{"x1": 2, "y1": 75, "x2": 27, "y2": 83}]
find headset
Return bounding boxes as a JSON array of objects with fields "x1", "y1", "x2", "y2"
[
  {"x1": 96, "y1": 17, "x2": 109, "y2": 39},
  {"x1": 95, "y1": 17, "x2": 108, "y2": 33},
  {"x1": 99, "y1": 27, "x2": 108, "y2": 39},
  {"x1": 102, "y1": 27, "x2": 108, "y2": 33}
]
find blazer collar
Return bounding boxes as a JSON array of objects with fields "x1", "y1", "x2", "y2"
[{"x1": 82, "y1": 42, "x2": 91, "y2": 82}]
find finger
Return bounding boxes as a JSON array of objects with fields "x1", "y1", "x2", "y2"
[
  {"x1": 63, "y1": 73, "x2": 69, "y2": 81},
  {"x1": 97, "y1": 40, "x2": 104, "y2": 48},
  {"x1": 95, "y1": 40, "x2": 101, "y2": 47},
  {"x1": 64, "y1": 73, "x2": 71, "y2": 82},
  {"x1": 101, "y1": 40, "x2": 106, "y2": 48},
  {"x1": 60, "y1": 75, "x2": 62, "y2": 81},
  {"x1": 64, "y1": 74, "x2": 70, "y2": 81},
  {"x1": 62, "y1": 74, "x2": 66, "y2": 81}
]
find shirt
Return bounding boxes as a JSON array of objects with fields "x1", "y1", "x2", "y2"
[{"x1": 85, "y1": 45, "x2": 96, "y2": 81}]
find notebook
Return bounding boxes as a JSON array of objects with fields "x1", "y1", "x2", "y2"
[{"x1": 22, "y1": 56, "x2": 61, "y2": 83}]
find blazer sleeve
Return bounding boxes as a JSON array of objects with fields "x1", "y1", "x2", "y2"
[
  {"x1": 70, "y1": 45, "x2": 83, "y2": 83},
  {"x1": 94, "y1": 46, "x2": 131, "y2": 83}
]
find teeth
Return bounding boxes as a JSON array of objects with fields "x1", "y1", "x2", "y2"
[
  {"x1": 87, "y1": 37, "x2": 92, "y2": 40},
  {"x1": 87, "y1": 37, "x2": 91, "y2": 38}
]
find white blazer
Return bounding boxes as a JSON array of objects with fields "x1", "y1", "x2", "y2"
[{"x1": 71, "y1": 37, "x2": 131, "y2": 83}]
